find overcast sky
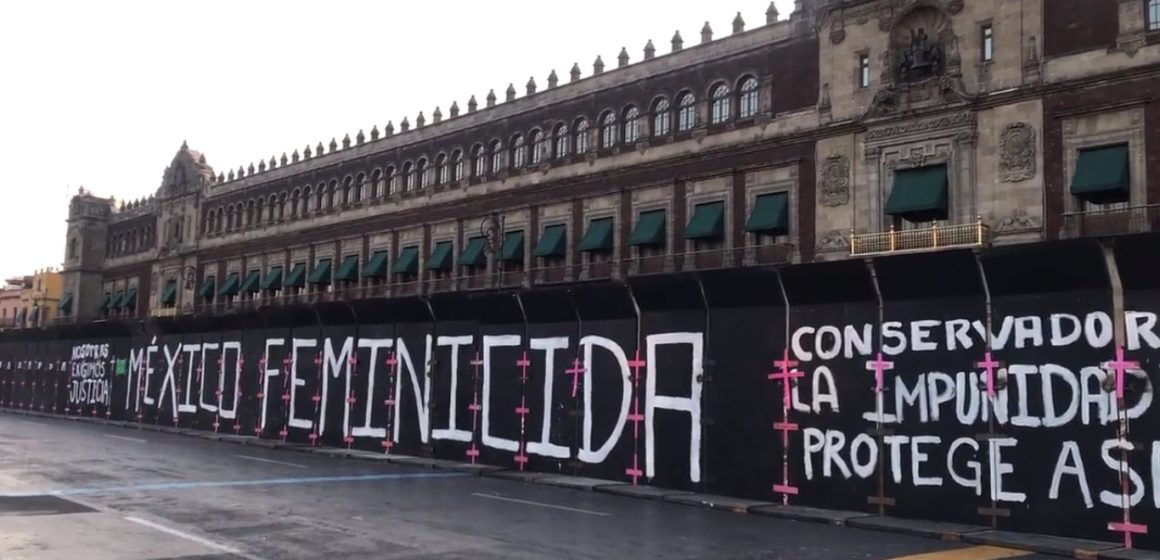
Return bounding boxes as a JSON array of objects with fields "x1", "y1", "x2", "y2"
[{"x1": 0, "y1": 0, "x2": 795, "y2": 281}]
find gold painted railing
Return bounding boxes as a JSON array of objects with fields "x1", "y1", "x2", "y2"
[{"x1": 849, "y1": 218, "x2": 990, "y2": 256}]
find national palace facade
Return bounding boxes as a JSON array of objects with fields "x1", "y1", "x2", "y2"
[{"x1": 59, "y1": 0, "x2": 1160, "y2": 322}]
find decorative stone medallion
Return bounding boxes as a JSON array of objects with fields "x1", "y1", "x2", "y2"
[
  {"x1": 999, "y1": 122, "x2": 1036, "y2": 183},
  {"x1": 820, "y1": 155, "x2": 851, "y2": 207}
]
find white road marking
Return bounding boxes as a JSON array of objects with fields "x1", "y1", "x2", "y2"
[
  {"x1": 103, "y1": 434, "x2": 146, "y2": 443},
  {"x1": 0, "y1": 510, "x2": 60, "y2": 517},
  {"x1": 470, "y1": 492, "x2": 612, "y2": 516},
  {"x1": 235, "y1": 455, "x2": 307, "y2": 469},
  {"x1": 15, "y1": 420, "x2": 45, "y2": 426},
  {"x1": 125, "y1": 516, "x2": 263, "y2": 559}
]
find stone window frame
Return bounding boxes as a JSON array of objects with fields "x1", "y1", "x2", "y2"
[
  {"x1": 533, "y1": 216, "x2": 571, "y2": 268},
  {"x1": 1061, "y1": 106, "x2": 1148, "y2": 213},
  {"x1": 878, "y1": 142, "x2": 959, "y2": 231},
  {"x1": 498, "y1": 218, "x2": 530, "y2": 271},
  {"x1": 745, "y1": 170, "x2": 798, "y2": 250},
  {"x1": 685, "y1": 178, "x2": 734, "y2": 253},
  {"x1": 579, "y1": 208, "x2": 618, "y2": 272},
  {"x1": 628, "y1": 195, "x2": 674, "y2": 267},
  {"x1": 855, "y1": 49, "x2": 872, "y2": 90},
  {"x1": 1149, "y1": 0, "x2": 1160, "y2": 32},
  {"x1": 427, "y1": 234, "x2": 457, "y2": 281}
]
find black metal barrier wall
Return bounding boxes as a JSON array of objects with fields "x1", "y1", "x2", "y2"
[{"x1": 3, "y1": 236, "x2": 1160, "y2": 549}]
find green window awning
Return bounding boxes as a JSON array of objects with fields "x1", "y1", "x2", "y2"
[
  {"x1": 122, "y1": 288, "x2": 138, "y2": 310},
  {"x1": 58, "y1": 293, "x2": 73, "y2": 313},
  {"x1": 1071, "y1": 144, "x2": 1130, "y2": 204},
  {"x1": 334, "y1": 255, "x2": 359, "y2": 281},
  {"x1": 885, "y1": 165, "x2": 949, "y2": 223},
  {"x1": 533, "y1": 224, "x2": 566, "y2": 257},
  {"x1": 459, "y1": 237, "x2": 487, "y2": 267},
  {"x1": 426, "y1": 241, "x2": 454, "y2": 270},
  {"x1": 197, "y1": 276, "x2": 216, "y2": 300},
  {"x1": 262, "y1": 266, "x2": 284, "y2": 290},
  {"x1": 219, "y1": 273, "x2": 241, "y2": 296},
  {"x1": 160, "y1": 281, "x2": 177, "y2": 305},
  {"x1": 307, "y1": 258, "x2": 332, "y2": 285},
  {"x1": 240, "y1": 270, "x2": 261, "y2": 293},
  {"x1": 393, "y1": 246, "x2": 419, "y2": 275},
  {"x1": 284, "y1": 263, "x2": 307, "y2": 288},
  {"x1": 100, "y1": 292, "x2": 113, "y2": 311},
  {"x1": 500, "y1": 230, "x2": 525, "y2": 262},
  {"x1": 629, "y1": 210, "x2": 666, "y2": 246},
  {"x1": 362, "y1": 251, "x2": 389, "y2": 278},
  {"x1": 745, "y1": 192, "x2": 789, "y2": 235},
  {"x1": 579, "y1": 217, "x2": 614, "y2": 252},
  {"x1": 684, "y1": 201, "x2": 725, "y2": 240},
  {"x1": 110, "y1": 291, "x2": 125, "y2": 310}
]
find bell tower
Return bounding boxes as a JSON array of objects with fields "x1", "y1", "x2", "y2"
[{"x1": 61, "y1": 188, "x2": 115, "y2": 321}]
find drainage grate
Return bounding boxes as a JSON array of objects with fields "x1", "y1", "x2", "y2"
[{"x1": 0, "y1": 494, "x2": 97, "y2": 516}]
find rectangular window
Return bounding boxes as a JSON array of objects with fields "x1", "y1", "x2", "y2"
[
  {"x1": 981, "y1": 24, "x2": 994, "y2": 62},
  {"x1": 859, "y1": 54, "x2": 871, "y2": 88},
  {"x1": 1151, "y1": 0, "x2": 1160, "y2": 31}
]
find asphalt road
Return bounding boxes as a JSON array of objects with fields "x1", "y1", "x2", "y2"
[{"x1": 0, "y1": 414, "x2": 1053, "y2": 560}]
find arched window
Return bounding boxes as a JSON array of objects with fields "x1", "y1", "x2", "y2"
[
  {"x1": 652, "y1": 98, "x2": 671, "y2": 136},
  {"x1": 434, "y1": 154, "x2": 447, "y2": 184},
  {"x1": 290, "y1": 190, "x2": 301, "y2": 217},
  {"x1": 371, "y1": 170, "x2": 384, "y2": 198},
  {"x1": 472, "y1": 145, "x2": 486, "y2": 177},
  {"x1": 600, "y1": 111, "x2": 617, "y2": 148},
  {"x1": 68, "y1": 237, "x2": 77, "y2": 259},
  {"x1": 227, "y1": 206, "x2": 236, "y2": 231},
  {"x1": 277, "y1": 193, "x2": 287, "y2": 220},
  {"x1": 266, "y1": 196, "x2": 276, "y2": 222},
  {"x1": 530, "y1": 129, "x2": 547, "y2": 165},
  {"x1": 710, "y1": 83, "x2": 731, "y2": 124},
  {"x1": 622, "y1": 106, "x2": 640, "y2": 143},
  {"x1": 574, "y1": 118, "x2": 589, "y2": 153},
  {"x1": 451, "y1": 150, "x2": 464, "y2": 182},
  {"x1": 1151, "y1": 0, "x2": 1160, "y2": 30},
  {"x1": 342, "y1": 177, "x2": 353, "y2": 205},
  {"x1": 255, "y1": 199, "x2": 265, "y2": 225},
  {"x1": 417, "y1": 158, "x2": 430, "y2": 188},
  {"x1": 511, "y1": 135, "x2": 526, "y2": 168},
  {"x1": 738, "y1": 77, "x2": 759, "y2": 118},
  {"x1": 315, "y1": 183, "x2": 326, "y2": 209},
  {"x1": 553, "y1": 123, "x2": 570, "y2": 159},
  {"x1": 403, "y1": 162, "x2": 415, "y2": 191},
  {"x1": 352, "y1": 174, "x2": 364, "y2": 203},
  {"x1": 386, "y1": 166, "x2": 398, "y2": 195},
  {"x1": 245, "y1": 201, "x2": 255, "y2": 226},
  {"x1": 326, "y1": 181, "x2": 337, "y2": 208},
  {"x1": 677, "y1": 92, "x2": 696, "y2": 131},
  {"x1": 489, "y1": 140, "x2": 504, "y2": 173},
  {"x1": 302, "y1": 187, "x2": 312, "y2": 214},
  {"x1": 215, "y1": 208, "x2": 224, "y2": 232}
]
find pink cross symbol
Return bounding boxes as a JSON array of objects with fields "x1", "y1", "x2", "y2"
[
  {"x1": 348, "y1": 355, "x2": 358, "y2": 368},
  {"x1": 769, "y1": 349, "x2": 805, "y2": 407},
  {"x1": 565, "y1": 357, "x2": 585, "y2": 398},
  {"x1": 514, "y1": 453, "x2": 529, "y2": 470},
  {"x1": 254, "y1": 424, "x2": 263, "y2": 436},
  {"x1": 470, "y1": 353, "x2": 484, "y2": 368},
  {"x1": 773, "y1": 483, "x2": 799, "y2": 496},
  {"x1": 381, "y1": 439, "x2": 394, "y2": 452},
  {"x1": 865, "y1": 352, "x2": 895, "y2": 393},
  {"x1": 627, "y1": 410, "x2": 644, "y2": 438},
  {"x1": 279, "y1": 428, "x2": 289, "y2": 440},
  {"x1": 308, "y1": 432, "x2": 319, "y2": 445},
  {"x1": 516, "y1": 351, "x2": 531, "y2": 381},
  {"x1": 466, "y1": 445, "x2": 480, "y2": 463},
  {"x1": 384, "y1": 398, "x2": 396, "y2": 408},
  {"x1": 282, "y1": 392, "x2": 291, "y2": 402},
  {"x1": 386, "y1": 352, "x2": 399, "y2": 371},
  {"x1": 212, "y1": 420, "x2": 221, "y2": 432},
  {"x1": 233, "y1": 423, "x2": 242, "y2": 434},
  {"x1": 976, "y1": 351, "x2": 1003, "y2": 398},
  {"x1": 344, "y1": 435, "x2": 355, "y2": 447},
  {"x1": 628, "y1": 350, "x2": 647, "y2": 385},
  {"x1": 313, "y1": 353, "x2": 324, "y2": 367},
  {"x1": 1109, "y1": 518, "x2": 1148, "y2": 549},
  {"x1": 625, "y1": 455, "x2": 644, "y2": 485},
  {"x1": 311, "y1": 393, "x2": 321, "y2": 403},
  {"x1": 1103, "y1": 346, "x2": 1140, "y2": 401},
  {"x1": 346, "y1": 393, "x2": 357, "y2": 405},
  {"x1": 259, "y1": 357, "x2": 267, "y2": 368}
]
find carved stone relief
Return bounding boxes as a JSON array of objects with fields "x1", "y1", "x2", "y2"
[
  {"x1": 820, "y1": 155, "x2": 851, "y2": 207},
  {"x1": 995, "y1": 209, "x2": 1041, "y2": 233},
  {"x1": 999, "y1": 122, "x2": 1037, "y2": 183},
  {"x1": 816, "y1": 229, "x2": 850, "y2": 252}
]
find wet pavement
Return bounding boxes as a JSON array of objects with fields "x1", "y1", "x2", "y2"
[{"x1": 0, "y1": 414, "x2": 1053, "y2": 560}]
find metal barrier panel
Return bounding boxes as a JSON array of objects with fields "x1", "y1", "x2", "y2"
[
  {"x1": 699, "y1": 268, "x2": 786, "y2": 500},
  {"x1": 779, "y1": 259, "x2": 878, "y2": 511},
  {"x1": 871, "y1": 250, "x2": 987, "y2": 524},
  {"x1": 979, "y1": 239, "x2": 1122, "y2": 541},
  {"x1": 426, "y1": 293, "x2": 483, "y2": 464}
]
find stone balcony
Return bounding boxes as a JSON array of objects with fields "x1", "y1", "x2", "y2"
[{"x1": 1061, "y1": 205, "x2": 1160, "y2": 239}]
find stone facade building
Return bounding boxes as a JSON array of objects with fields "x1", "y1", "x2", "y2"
[{"x1": 59, "y1": 0, "x2": 1160, "y2": 322}]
